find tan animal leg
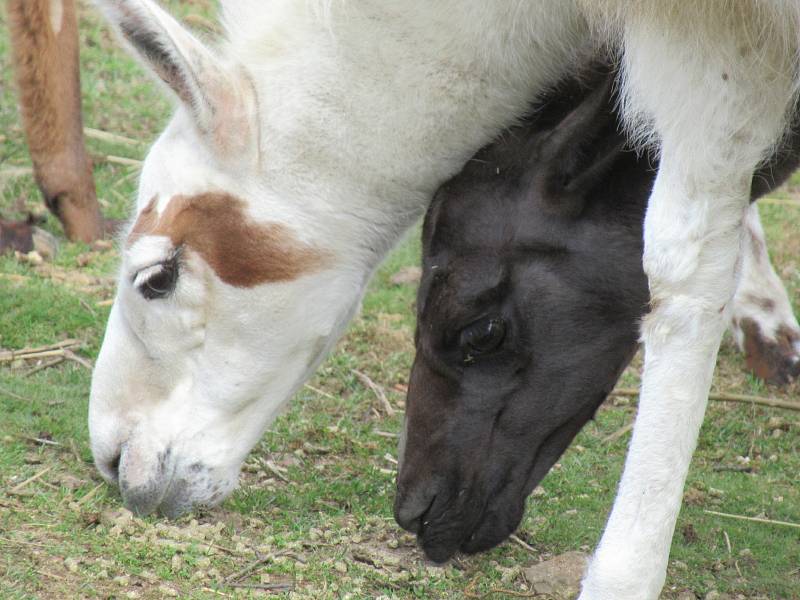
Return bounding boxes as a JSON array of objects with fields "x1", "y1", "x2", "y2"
[{"x1": 8, "y1": 0, "x2": 103, "y2": 242}]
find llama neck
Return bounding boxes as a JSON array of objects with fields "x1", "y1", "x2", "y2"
[{"x1": 226, "y1": 0, "x2": 589, "y2": 269}]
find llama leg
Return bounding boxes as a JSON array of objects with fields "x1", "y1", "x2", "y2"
[
  {"x1": 578, "y1": 12, "x2": 796, "y2": 600},
  {"x1": 580, "y1": 153, "x2": 752, "y2": 600},
  {"x1": 729, "y1": 203, "x2": 800, "y2": 384},
  {"x1": 8, "y1": 0, "x2": 104, "y2": 242}
]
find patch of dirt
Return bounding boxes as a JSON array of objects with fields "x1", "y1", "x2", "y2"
[
  {"x1": 389, "y1": 266, "x2": 421, "y2": 286},
  {"x1": 31, "y1": 263, "x2": 115, "y2": 296},
  {"x1": 522, "y1": 551, "x2": 588, "y2": 599}
]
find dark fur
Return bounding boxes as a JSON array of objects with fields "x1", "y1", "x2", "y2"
[
  {"x1": 394, "y1": 63, "x2": 800, "y2": 562},
  {"x1": 0, "y1": 217, "x2": 35, "y2": 254}
]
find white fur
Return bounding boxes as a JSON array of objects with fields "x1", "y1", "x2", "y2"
[
  {"x1": 580, "y1": 6, "x2": 797, "y2": 597},
  {"x1": 91, "y1": 1, "x2": 800, "y2": 596},
  {"x1": 92, "y1": 0, "x2": 590, "y2": 518}
]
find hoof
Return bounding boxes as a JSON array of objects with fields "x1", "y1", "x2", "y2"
[
  {"x1": 0, "y1": 218, "x2": 35, "y2": 254},
  {"x1": 740, "y1": 317, "x2": 800, "y2": 385}
]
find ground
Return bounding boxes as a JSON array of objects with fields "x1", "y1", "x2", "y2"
[{"x1": 1, "y1": 2, "x2": 799, "y2": 599}]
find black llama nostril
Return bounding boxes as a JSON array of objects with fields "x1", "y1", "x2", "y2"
[
  {"x1": 394, "y1": 491, "x2": 438, "y2": 534},
  {"x1": 107, "y1": 452, "x2": 121, "y2": 482}
]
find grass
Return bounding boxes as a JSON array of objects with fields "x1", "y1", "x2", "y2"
[{"x1": 1, "y1": 1, "x2": 799, "y2": 598}]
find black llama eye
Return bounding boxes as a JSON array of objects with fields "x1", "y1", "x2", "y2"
[
  {"x1": 460, "y1": 316, "x2": 506, "y2": 363},
  {"x1": 137, "y1": 259, "x2": 179, "y2": 300}
]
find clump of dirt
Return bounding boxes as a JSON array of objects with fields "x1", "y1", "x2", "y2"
[{"x1": 523, "y1": 551, "x2": 588, "y2": 599}]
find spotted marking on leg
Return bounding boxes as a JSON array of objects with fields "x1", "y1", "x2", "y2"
[
  {"x1": 730, "y1": 204, "x2": 800, "y2": 384},
  {"x1": 737, "y1": 317, "x2": 800, "y2": 384}
]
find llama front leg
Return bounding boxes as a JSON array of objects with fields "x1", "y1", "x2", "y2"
[
  {"x1": 729, "y1": 204, "x2": 800, "y2": 384},
  {"x1": 578, "y1": 8, "x2": 796, "y2": 599},
  {"x1": 581, "y1": 153, "x2": 750, "y2": 600},
  {"x1": 9, "y1": 0, "x2": 104, "y2": 242}
]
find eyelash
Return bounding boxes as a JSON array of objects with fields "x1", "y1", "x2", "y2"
[{"x1": 133, "y1": 256, "x2": 180, "y2": 300}]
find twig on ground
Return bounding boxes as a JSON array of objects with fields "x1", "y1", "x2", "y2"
[
  {"x1": 76, "y1": 483, "x2": 105, "y2": 506},
  {"x1": 610, "y1": 388, "x2": 800, "y2": 411},
  {"x1": 83, "y1": 127, "x2": 140, "y2": 147},
  {"x1": 704, "y1": 509, "x2": 800, "y2": 530},
  {"x1": 0, "y1": 536, "x2": 49, "y2": 548},
  {"x1": 196, "y1": 541, "x2": 241, "y2": 556},
  {"x1": 0, "y1": 340, "x2": 81, "y2": 363},
  {"x1": 0, "y1": 386, "x2": 31, "y2": 401},
  {"x1": 282, "y1": 552, "x2": 307, "y2": 564},
  {"x1": 352, "y1": 369, "x2": 395, "y2": 416},
  {"x1": 8, "y1": 466, "x2": 53, "y2": 494},
  {"x1": 509, "y1": 534, "x2": 537, "y2": 554},
  {"x1": 79, "y1": 298, "x2": 97, "y2": 318},
  {"x1": 101, "y1": 155, "x2": 142, "y2": 167},
  {"x1": 8, "y1": 349, "x2": 66, "y2": 362},
  {"x1": 23, "y1": 357, "x2": 65, "y2": 377},
  {"x1": 110, "y1": 188, "x2": 130, "y2": 207},
  {"x1": 38, "y1": 479, "x2": 59, "y2": 491},
  {"x1": 21, "y1": 436, "x2": 61, "y2": 447},
  {"x1": 302, "y1": 442, "x2": 331, "y2": 454},
  {"x1": 228, "y1": 582, "x2": 294, "y2": 592},
  {"x1": 69, "y1": 440, "x2": 84, "y2": 464},
  {"x1": 114, "y1": 168, "x2": 141, "y2": 188},
  {"x1": 759, "y1": 197, "x2": 800, "y2": 207},
  {"x1": 264, "y1": 460, "x2": 291, "y2": 483},
  {"x1": 63, "y1": 349, "x2": 93, "y2": 370},
  {"x1": 224, "y1": 560, "x2": 269, "y2": 584},
  {"x1": 373, "y1": 429, "x2": 398, "y2": 438},
  {"x1": 602, "y1": 421, "x2": 634, "y2": 444},
  {"x1": 224, "y1": 550, "x2": 289, "y2": 584},
  {"x1": 0, "y1": 273, "x2": 30, "y2": 285},
  {"x1": 723, "y1": 530, "x2": 732, "y2": 555},
  {"x1": 304, "y1": 383, "x2": 336, "y2": 401},
  {"x1": 0, "y1": 166, "x2": 34, "y2": 181}
]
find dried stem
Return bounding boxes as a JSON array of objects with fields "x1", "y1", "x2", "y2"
[
  {"x1": 8, "y1": 466, "x2": 53, "y2": 494},
  {"x1": 83, "y1": 127, "x2": 140, "y2": 147},
  {"x1": 704, "y1": 509, "x2": 800, "y2": 530},
  {"x1": 352, "y1": 369, "x2": 395, "y2": 416},
  {"x1": 0, "y1": 339, "x2": 80, "y2": 363},
  {"x1": 610, "y1": 388, "x2": 800, "y2": 411},
  {"x1": 23, "y1": 357, "x2": 65, "y2": 377}
]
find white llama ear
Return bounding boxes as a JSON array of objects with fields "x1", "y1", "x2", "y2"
[{"x1": 97, "y1": 0, "x2": 259, "y2": 165}]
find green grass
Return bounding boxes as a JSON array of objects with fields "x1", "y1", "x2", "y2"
[{"x1": 1, "y1": 2, "x2": 800, "y2": 598}]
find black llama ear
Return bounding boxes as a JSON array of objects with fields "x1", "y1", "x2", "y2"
[{"x1": 533, "y1": 71, "x2": 626, "y2": 218}]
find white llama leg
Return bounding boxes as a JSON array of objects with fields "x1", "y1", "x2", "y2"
[
  {"x1": 579, "y1": 9, "x2": 797, "y2": 599},
  {"x1": 729, "y1": 203, "x2": 800, "y2": 383}
]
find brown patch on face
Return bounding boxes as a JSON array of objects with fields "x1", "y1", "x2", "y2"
[
  {"x1": 740, "y1": 317, "x2": 800, "y2": 385},
  {"x1": 127, "y1": 193, "x2": 327, "y2": 287}
]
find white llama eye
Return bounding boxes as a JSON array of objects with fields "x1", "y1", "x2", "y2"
[{"x1": 133, "y1": 258, "x2": 180, "y2": 300}]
